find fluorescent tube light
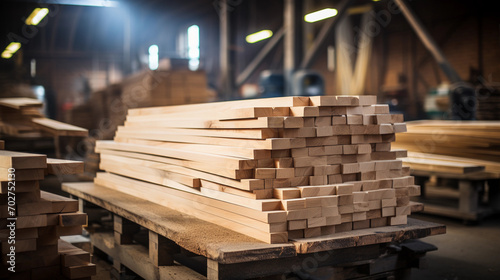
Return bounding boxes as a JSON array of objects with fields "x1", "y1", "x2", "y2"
[
  {"x1": 304, "y1": 8, "x2": 338, "y2": 23},
  {"x1": 246, "y1": 30, "x2": 273, "y2": 44},
  {"x1": 25, "y1": 8, "x2": 49, "y2": 25}
]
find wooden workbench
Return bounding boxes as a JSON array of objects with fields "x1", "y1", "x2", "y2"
[
  {"x1": 63, "y1": 182, "x2": 446, "y2": 279},
  {"x1": 411, "y1": 169, "x2": 500, "y2": 222}
]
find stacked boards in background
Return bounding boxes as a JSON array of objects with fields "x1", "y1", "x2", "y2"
[
  {"x1": 63, "y1": 69, "x2": 216, "y2": 180},
  {"x1": 94, "y1": 95, "x2": 420, "y2": 244},
  {"x1": 0, "y1": 149, "x2": 95, "y2": 280},
  {"x1": 0, "y1": 98, "x2": 88, "y2": 139},
  {"x1": 393, "y1": 120, "x2": 500, "y2": 176}
]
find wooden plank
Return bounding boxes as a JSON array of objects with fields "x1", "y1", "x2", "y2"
[
  {"x1": 40, "y1": 191, "x2": 79, "y2": 213},
  {"x1": 100, "y1": 157, "x2": 203, "y2": 188},
  {"x1": 115, "y1": 138, "x2": 271, "y2": 160},
  {"x1": 125, "y1": 116, "x2": 285, "y2": 129},
  {"x1": 405, "y1": 151, "x2": 500, "y2": 174},
  {"x1": 200, "y1": 180, "x2": 272, "y2": 199},
  {"x1": 110, "y1": 150, "x2": 260, "y2": 188},
  {"x1": 117, "y1": 126, "x2": 279, "y2": 140},
  {"x1": 76, "y1": 180, "x2": 286, "y2": 244},
  {"x1": 0, "y1": 180, "x2": 39, "y2": 194},
  {"x1": 0, "y1": 150, "x2": 47, "y2": 169},
  {"x1": 126, "y1": 107, "x2": 281, "y2": 122},
  {"x1": 0, "y1": 97, "x2": 42, "y2": 109},
  {"x1": 59, "y1": 212, "x2": 88, "y2": 227},
  {"x1": 46, "y1": 158, "x2": 84, "y2": 175},
  {"x1": 401, "y1": 157, "x2": 485, "y2": 174},
  {"x1": 127, "y1": 96, "x2": 309, "y2": 116},
  {"x1": 95, "y1": 173, "x2": 286, "y2": 224},
  {"x1": 32, "y1": 118, "x2": 88, "y2": 137},
  {"x1": 0, "y1": 214, "x2": 47, "y2": 229},
  {"x1": 96, "y1": 141, "x2": 257, "y2": 171},
  {"x1": 61, "y1": 261, "x2": 97, "y2": 279},
  {"x1": 291, "y1": 218, "x2": 445, "y2": 253},
  {"x1": 0, "y1": 168, "x2": 45, "y2": 181},
  {"x1": 114, "y1": 131, "x2": 294, "y2": 150}
]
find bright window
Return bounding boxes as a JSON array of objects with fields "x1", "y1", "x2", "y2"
[
  {"x1": 149, "y1": 44, "x2": 159, "y2": 70},
  {"x1": 187, "y1": 25, "x2": 199, "y2": 71}
]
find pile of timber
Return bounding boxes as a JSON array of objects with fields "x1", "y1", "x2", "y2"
[
  {"x1": 393, "y1": 120, "x2": 500, "y2": 176},
  {"x1": 0, "y1": 97, "x2": 88, "y2": 138},
  {"x1": 94, "y1": 96, "x2": 420, "y2": 244},
  {"x1": 0, "y1": 149, "x2": 96, "y2": 279},
  {"x1": 63, "y1": 69, "x2": 215, "y2": 180}
]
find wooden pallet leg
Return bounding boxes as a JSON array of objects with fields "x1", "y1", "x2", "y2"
[
  {"x1": 458, "y1": 180, "x2": 480, "y2": 220},
  {"x1": 488, "y1": 179, "x2": 500, "y2": 212},
  {"x1": 207, "y1": 259, "x2": 223, "y2": 280},
  {"x1": 112, "y1": 258, "x2": 124, "y2": 279},
  {"x1": 114, "y1": 215, "x2": 140, "y2": 245},
  {"x1": 149, "y1": 231, "x2": 180, "y2": 266},
  {"x1": 78, "y1": 197, "x2": 84, "y2": 212}
]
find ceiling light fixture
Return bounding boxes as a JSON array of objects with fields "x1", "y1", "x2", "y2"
[
  {"x1": 304, "y1": 8, "x2": 338, "y2": 23},
  {"x1": 246, "y1": 30, "x2": 273, "y2": 44},
  {"x1": 25, "y1": 8, "x2": 49, "y2": 25}
]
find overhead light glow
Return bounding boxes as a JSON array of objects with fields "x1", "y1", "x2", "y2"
[
  {"x1": 304, "y1": 8, "x2": 338, "y2": 23},
  {"x1": 6, "y1": 42, "x2": 21, "y2": 53},
  {"x1": 149, "y1": 44, "x2": 159, "y2": 70},
  {"x1": 2, "y1": 42, "x2": 21, "y2": 59},
  {"x1": 246, "y1": 30, "x2": 273, "y2": 44},
  {"x1": 25, "y1": 8, "x2": 49, "y2": 25},
  {"x1": 1, "y1": 51, "x2": 13, "y2": 59},
  {"x1": 187, "y1": 25, "x2": 200, "y2": 71}
]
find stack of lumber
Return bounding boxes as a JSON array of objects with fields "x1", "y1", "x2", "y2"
[
  {"x1": 121, "y1": 69, "x2": 216, "y2": 108},
  {"x1": 393, "y1": 120, "x2": 500, "y2": 176},
  {"x1": 0, "y1": 97, "x2": 88, "y2": 138},
  {"x1": 0, "y1": 149, "x2": 96, "y2": 279},
  {"x1": 64, "y1": 70, "x2": 215, "y2": 180},
  {"x1": 94, "y1": 96, "x2": 420, "y2": 244}
]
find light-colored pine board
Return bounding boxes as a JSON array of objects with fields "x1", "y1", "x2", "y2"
[
  {"x1": 32, "y1": 118, "x2": 88, "y2": 137},
  {"x1": 96, "y1": 141, "x2": 256, "y2": 170},
  {"x1": 125, "y1": 116, "x2": 285, "y2": 129},
  {"x1": 127, "y1": 97, "x2": 309, "y2": 117},
  {"x1": 0, "y1": 97, "x2": 43, "y2": 109}
]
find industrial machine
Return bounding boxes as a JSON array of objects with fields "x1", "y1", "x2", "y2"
[
  {"x1": 395, "y1": 0, "x2": 476, "y2": 120},
  {"x1": 259, "y1": 69, "x2": 324, "y2": 98}
]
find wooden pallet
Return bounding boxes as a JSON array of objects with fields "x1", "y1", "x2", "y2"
[{"x1": 63, "y1": 182, "x2": 445, "y2": 280}]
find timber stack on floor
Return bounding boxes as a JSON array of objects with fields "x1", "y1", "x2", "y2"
[
  {"x1": 0, "y1": 149, "x2": 96, "y2": 280},
  {"x1": 94, "y1": 95, "x2": 420, "y2": 244}
]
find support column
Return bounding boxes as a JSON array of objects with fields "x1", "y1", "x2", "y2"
[
  {"x1": 219, "y1": 0, "x2": 233, "y2": 100},
  {"x1": 284, "y1": 0, "x2": 302, "y2": 96},
  {"x1": 458, "y1": 180, "x2": 479, "y2": 215}
]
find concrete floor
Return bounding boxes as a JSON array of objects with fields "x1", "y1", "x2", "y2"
[{"x1": 410, "y1": 213, "x2": 500, "y2": 280}]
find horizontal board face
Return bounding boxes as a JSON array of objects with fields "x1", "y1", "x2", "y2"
[{"x1": 0, "y1": 97, "x2": 43, "y2": 109}]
